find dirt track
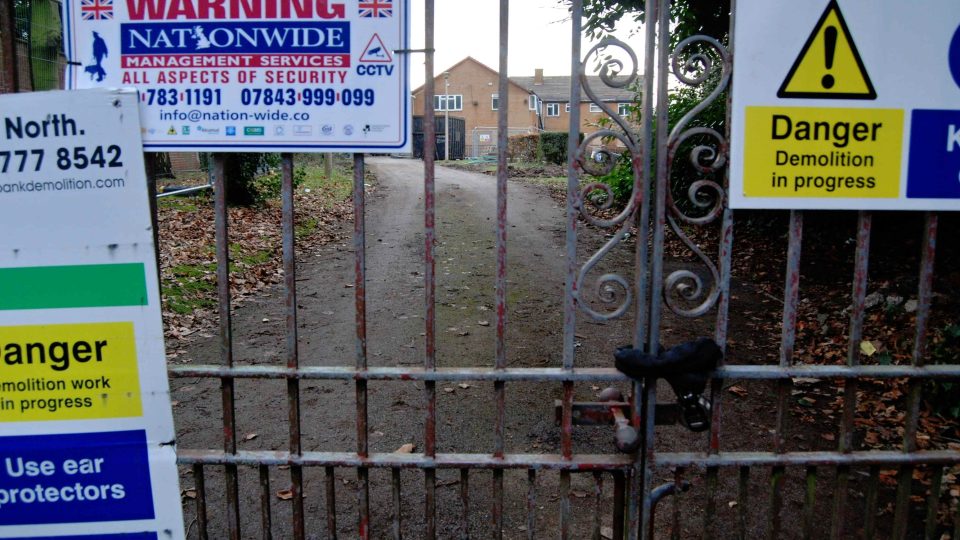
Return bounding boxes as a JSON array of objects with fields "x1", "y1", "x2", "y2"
[{"x1": 171, "y1": 157, "x2": 838, "y2": 539}]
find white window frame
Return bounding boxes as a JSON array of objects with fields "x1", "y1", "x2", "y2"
[
  {"x1": 433, "y1": 94, "x2": 463, "y2": 111},
  {"x1": 528, "y1": 94, "x2": 539, "y2": 111},
  {"x1": 618, "y1": 103, "x2": 631, "y2": 116},
  {"x1": 565, "y1": 103, "x2": 571, "y2": 112},
  {"x1": 589, "y1": 103, "x2": 602, "y2": 113},
  {"x1": 545, "y1": 103, "x2": 560, "y2": 117},
  {"x1": 491, "y1": 93, "x2": 499, "y2": 111}
]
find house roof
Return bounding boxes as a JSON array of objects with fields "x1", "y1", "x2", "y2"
[
  {"x1": 412, "y1": 56, "x2": 638, "y2": 104},
  {"x1": 410, "y1": 56, "x2": 529, "y2": 96},
  {"x1": 509, "y1": 75, "x2": 638, "y2": 103}
]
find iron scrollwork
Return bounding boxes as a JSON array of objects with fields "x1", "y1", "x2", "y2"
[
  {"x1": 662, "y1": 35, "x2": 731, "y2": 318},
  {"x1": 574, "y1": 38, "x2": 641, "y2": 321}
]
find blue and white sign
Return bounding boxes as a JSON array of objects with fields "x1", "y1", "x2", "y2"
[{"x1": 63, "y1": 0, "x2": 410, "y2": 152}]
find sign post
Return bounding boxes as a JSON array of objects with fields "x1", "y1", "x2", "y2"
[
  {"x1": 63, "y1": 0, "x2": 410, "y2": 153},
  {"x1": 0, "y1": 89, "x2": 185, "y2": 539},
  {"x1": 731, "y1": 0, "x2": 960, "y2": 210}
]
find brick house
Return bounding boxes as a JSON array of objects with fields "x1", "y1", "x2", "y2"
[{"x1": 410, "y1": 56, "x2": 638, "y2": 157}]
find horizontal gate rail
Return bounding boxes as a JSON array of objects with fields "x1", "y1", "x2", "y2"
[
  {"x1": 169, "y1": 363, "x2": 960, "y2": 380},
  {"x1": 654, "y1": 451, "x2": 960, "y2": 468},
  {"x1": 175, "y1": 451, "x2": 636, "y2": 470}
]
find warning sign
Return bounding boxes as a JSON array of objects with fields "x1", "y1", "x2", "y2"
[
  {"x1": 360, "y1": 33, "x2": 392, "y2": 63},
  {"x1": 731, "y1": 0, "x2": 960, "y2": 211},
  {"x1": 777, "y1": 0, "x2": 875, "y2": 100}
]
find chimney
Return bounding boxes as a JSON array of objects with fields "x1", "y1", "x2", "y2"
[{"x1": 534, "y1": 68, "x2": 543, "y2": 85}]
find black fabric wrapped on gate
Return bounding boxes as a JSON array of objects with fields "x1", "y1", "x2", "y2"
[{"x1": 614, "y1": 337, "x2": 722, "y2": 382}]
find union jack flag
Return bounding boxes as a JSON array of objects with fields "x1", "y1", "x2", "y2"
[
  {"x1": 359, "y1": 0, "x2": 392, "y2": 18},
  {"x1": 81, "y1": 0, "x2": 113, "y2": 20}
]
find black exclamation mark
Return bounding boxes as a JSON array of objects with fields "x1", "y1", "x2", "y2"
[{"x1": 821, "y1": 26, "x2": 838, "y2": 89}]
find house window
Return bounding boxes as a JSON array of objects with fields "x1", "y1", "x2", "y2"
[
  {"x1": 433, "y1": 95, "x2": 463, "y2": 111},
  {"x1": 529, "y1": 95, "x2": 539, "y2": 111},
  {"x1": 589, "y1": 103, "x2": 602, "y2": 113},
  {"x1": 491, "y1": 93, "x2": 499, "y2": 110},
  {"x1": 545, "y1": 103, "x2": 560, "y2": 117},
  {"x1": 565, "y1": 103, "x2": 571, "y2": 112},
  {"x1": 618, "y1": 103, "x2": 631, "y2": 116}
]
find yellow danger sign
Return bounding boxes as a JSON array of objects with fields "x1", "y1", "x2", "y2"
[{"x1": 778, "y1": 0, "x2": 876, "y2": 100}]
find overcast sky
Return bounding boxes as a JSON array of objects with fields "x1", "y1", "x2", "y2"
[{"x1": 406, "y1": 0, "x2": 646, "y2": 88}]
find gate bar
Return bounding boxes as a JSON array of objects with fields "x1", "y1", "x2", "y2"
[
  {"x1": 493, "y1": 1, "x2": 509, "y2": 536},
  {"x1": 281, "y1": 153, "x2": 306, "y2": 540},
  {"x1": 893, "y1": 212, "x2": 939, "y2": 539},
  {"x1": 353, "y1": 153, "x2": 371, "y2": 539},
  {"x1": 831, "y1": 211, "x2": 871, "y2": 539},
  {"x1": 422, "y1": 1, "x2": 438, "y2": 536},
  {"x1": 213, "y1": 154, "x2": 241, "y2": 539}
]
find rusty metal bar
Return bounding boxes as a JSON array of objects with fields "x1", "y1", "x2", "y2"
[
  {"x1": 769, "y1": 211, "x2": 802, "y2": 540},
  {"x1": 612, "y1": 471, "x2": 625, "y2": 540},
  {"x1": 492, "y1": 3, "x2": 509, "y2": 534},
  {"x1": 704, "y1": 466, "x2": 718, "y2": 539},
  {"x1": 353, "y1": 153, "x2": 370, "y2": 539},
  {"x1": 194, "y1": 463, "x2": 208, "y2": 540},
  {"x1": 925, "y1": 466, "x2": 943, "y2": 540},
  {"x1": 737, "y1": 466, "x2": 749, "y2": 540},
  {"x1": 832, "y1": 211, "x2": 870, "y2": 540},
  {"x1": 670, "y1": 468, "x2": 683, "y2": 540},
  {"x1": 560, "y1": 9, "x2": 581, "y2": 537},
  {"x1": 641, "y1": 2, "x2": 671, "y2": 538},
  {"x1": 864, "y1": 466, "x2": 880, "y2": 538},
  {"x1": 392, "y1": 468, "x2": 403, "y2": 540},
  {"x1": 325, "y1": 466, "x2": 337, "y2": 539},
  {"x1": 422, "y1": 1, "x2": 437, "y2": 536},
  {"x1": 460, "y1": 469, "x2": 470, "y2": 540},
  {"x1": 592, "y1": 472, "x2": 604, "y2": 540},
  {"x1": 212, "y1": 154, "x2": 241, "y2": 540},
  {"x1": 768, "y1": 466, "x2": 785, "y2": 540},
  {"x1": 169, "y1": 363, "x2": 960, "y2": 381},
  {"x1": 0, "y1": 0, "x2": 19, "y2": 93},
  {"x1": 259, "y1": 465, "x2": 272, "y2": 540},
  {"x1": 527, "y1": 470, "x2": 536, "y2": 540},
  {"x1": 280, "y1": 153, "x2": 305, "y2": 540},
  {"x1": 493, "y1": 469, "x2": 504, "y2": 539},
  {"x1": 560, "y1": 471, "x2": 571, "y2": 540},
  {"x1": 894, "y1": 212, "x2": 938, "y2": 540},
  {"x1": 802, "y1": 466, "x2": 816, "y2": 540}
]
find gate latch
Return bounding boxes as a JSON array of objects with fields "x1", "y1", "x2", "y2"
[{"x1": 614, "y1": 338, "x2": 722, "y2": 432}]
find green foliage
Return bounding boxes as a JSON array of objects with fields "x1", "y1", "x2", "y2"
[
  {"x1": 539, "y1": 132, "x2": 570, "y2": 165},
  {"x1": 576, "y1": 0, "x2": 730, "y2": 50},
  {"x1": 219, "y1": 153, "x2": 281, "y2": 206},
  {"x1": 924, "y1": 324, "x2": 960, "y2": 418},
  {"x1": 253, "y1": 165, "x2": 306, "y2": 201}
]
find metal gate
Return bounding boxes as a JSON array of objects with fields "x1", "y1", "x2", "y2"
[{"x1": 164, "y1": 0, "x2": 960, "y2": 538}]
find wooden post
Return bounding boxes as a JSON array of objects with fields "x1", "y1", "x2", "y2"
[{"x1": 324, "y1": 153, "x2": 334, "y2": 179}]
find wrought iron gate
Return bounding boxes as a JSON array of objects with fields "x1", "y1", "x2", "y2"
[{"x1": 166, "y1": 0, "x2": 960, "y2": 538}]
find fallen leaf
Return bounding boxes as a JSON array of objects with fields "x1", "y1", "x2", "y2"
[
  {"x1": 183, "y1": 488, "x2": 197, "y2": 499},
  {"x1": 276, "y1": 489, "x2": 294, "y2": 500},
  {"x1": 443, "y1": 387, "x2": 455, "y2": 393},
  {"x1": 571, "y1": 490, "x2": 589, "y2": 498},
  {"x1": 728, "y1": 501, "x2": 738, "y2": 508},
  {"x1": 821, "y1": 433, "x2": 836, "y2": 441},
  {"x1": 458, "y1": 383, "x2": 471, "y2": 389},
  {"x1": 860, "y1": 341, "x2": 877, "y2": 356},
  {"x1": 478, "y1": 320, "x2": 490, "y2": 326},
  {"x1": 728, "y1": 385, "x2": 748, "y2": 398},
  {"x1": 395, "y1": 443, "x2": 416, "y2": 453},
  {"x1": 601, "y1": 526, "x2": 614, "y2": 540},
  {"x1": 243, "y1": 433, "x2": 258, "y2": 441}
]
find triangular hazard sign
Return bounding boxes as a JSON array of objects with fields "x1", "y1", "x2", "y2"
[
  {"x1": 778, "y1": 0, "x2": 876, "y2": 100},
  {"x1": 359, "y1": 34, "x2": 392, "y2": 63}
]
